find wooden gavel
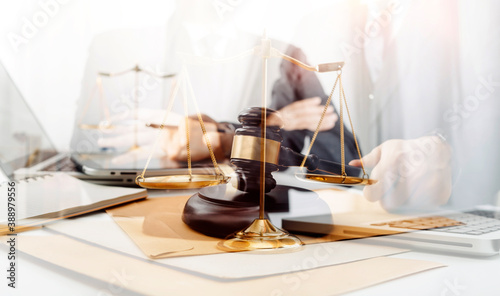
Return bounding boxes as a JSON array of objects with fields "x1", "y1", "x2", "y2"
[{"x1": 229, "y1": 107, "x2": 361, "y2": 194}]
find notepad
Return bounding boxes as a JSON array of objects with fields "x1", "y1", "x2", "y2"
[{"x1": 0, "y1": 173, "x2": 147, "y2": 234}]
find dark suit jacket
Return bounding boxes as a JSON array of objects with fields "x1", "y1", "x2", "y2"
[{"x1": 270, "y1": 46, "x2": 360, "y2": 166}]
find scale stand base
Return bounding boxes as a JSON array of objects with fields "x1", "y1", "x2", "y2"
[
  {"x1": 182, "y1": 184, "x2": 318, "y2": 238},
  {"x1": 217, "y1": 218, "x2": 303, "y2": 252}
]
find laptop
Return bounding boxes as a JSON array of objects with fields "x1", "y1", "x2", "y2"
[
  {"x1": 0, "y1": 60, "x2": 220, "y2": 185},
  {"x1": 282, "y1": 204, "x2": 500, "y2": 256},
  {"x1": 0, "y1": 60, "x2": 131, "y2": 185}
]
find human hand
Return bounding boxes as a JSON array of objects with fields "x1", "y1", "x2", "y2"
[
  {"x1": 97, "y1": 111, "x2": 222, "y2": 164},
  {"x1": 267, "y1": 97, "x2": 337, "y2": 131},
  {"x1": 97, "y1": 123, "x2": 179, "y2": 165},
  {"x1": 349, "y1": 136, "x2": 452, "y2": 211},
  {"x1": 173, "y1": 114, "x2": 222, "y2": 162},
  {"x1": 105, "y1": 108, "x2": 183, "y2": 128},
  {"x1": 96, "y1": 108, "x2": 182, "y2": 152}
]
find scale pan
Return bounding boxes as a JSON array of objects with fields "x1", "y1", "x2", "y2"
[
  {"x1": 299, "y1": 173, "x2": 377, "y2": 186},
  {"x1": 136, "y1": 174, "x2": 229, "y2": 189}
]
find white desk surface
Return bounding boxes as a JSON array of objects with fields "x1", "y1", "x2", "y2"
[{"x1": 1, "y1": 175, "x2": 499, "y2": 296}]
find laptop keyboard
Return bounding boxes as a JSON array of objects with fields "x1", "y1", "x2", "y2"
[
  {"x1": 371, "y1": 216, "x2": 464, "y2": 230},
  {"x1": 431, "y1": 210, "x2": 500, "y2": 235},
  {"x1": 370, "y1": 210, "x2": 500, "y2": 235},
  {"x1": 43, "y1": 157, "x2": 77, "y2": 172}
]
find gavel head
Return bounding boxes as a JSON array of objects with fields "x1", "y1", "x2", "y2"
[{"x1": 230, "y1": 107, "x2": 283, "y2": 193}]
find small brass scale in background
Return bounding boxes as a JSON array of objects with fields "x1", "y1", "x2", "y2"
[
  {"x1": 77, "y1": 64, "x2": 175, "y2": 150},
  {"x1": 132, "y1": 33, "x2": 376, "y2": 252}
]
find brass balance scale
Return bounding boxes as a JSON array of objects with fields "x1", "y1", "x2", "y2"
[
  {"x1": 133, "y1": 34, "x2": 376, "y2": 252},
  {"x1": 77, "y1": 64, "x2": 175, "y2": 150}
]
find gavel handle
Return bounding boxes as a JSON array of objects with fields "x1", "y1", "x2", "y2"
[{"x1": 278, "y1": 146, "x2": 361, "y2": 176}]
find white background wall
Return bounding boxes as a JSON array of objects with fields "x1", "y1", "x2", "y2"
[
  {"x1": 0, "y1": 0, "x2": 174, "y2": 149},
  {"x1": 0, "y1": 0, "x2": 335, "y2": 150}
]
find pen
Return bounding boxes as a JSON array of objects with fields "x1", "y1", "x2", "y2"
[
  {"x1": 145, "y1": 123, "x2": 177, "y2": 129},
  {"x1": 146, "y1": 122, "x2": 236, "y2": 134}
]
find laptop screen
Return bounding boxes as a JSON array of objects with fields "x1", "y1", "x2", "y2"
[{"x1": 0, "y1": 60, "x2": 58, "y2": 178}]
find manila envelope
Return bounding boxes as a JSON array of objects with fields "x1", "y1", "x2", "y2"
[{"x1": 106, "y1": 195, "x2": 344, "y2": 259}]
